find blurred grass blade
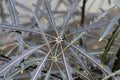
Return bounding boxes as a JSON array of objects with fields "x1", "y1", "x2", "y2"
[
  {"x1": 71, "y1": 44, "x2": 110, "y2": 74},
  {"x1": 101, "y1": 21, "x2": 120, "y2": 65},
  {"x1": 112, "y1": 48, "x2": 120, "y2": 72},
  {"x1": 95, "y1": 5, "x2": 115, "y2": 22},
  {"x1": 66, "y1": 20, "x2": 110, "y2": 37},
  {"x1": 102, "y1": 69, "x2": 120, "y2": 80},
  {"x1": 8, "y1": 0, "x2": 24, "y2": 54},
  {"x1": 61, "y1": 0, "x2": 81, "y2": 35},
  {"x1": 0, "y1": 23, "x2": 55, "y2": 39},
  {"x1": 62, "y1": 0, "x2": 81, "y2": 28},
  {"x1": 33, "y1": 4, "x2": 54, "y2": 29},
  {"x1": 99, "y1": 12, "x2": 120, "y2": 41},
  {"x1": 0, "y1": 54, "x2": 11, "y2": 62},
  {"x1": 33, "y1": 13, "x2": 51, "y2": 49},
  {"x1": 70, "y1": 32, "x2": 87, "y2": 45}
]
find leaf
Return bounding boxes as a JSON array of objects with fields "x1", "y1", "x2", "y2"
[
  {"x1": 8, "y1": 0, "x2": 24, "y2": 54},
  {"x1": 61, "y1": 0, "x2": 81, "y2": 35},
  {"x1": 44, "y1": 62, "x2": 53, "y2": 80},
  {"x1": 33, "y1": 4, "x2": 53, "y2": 29},
  {"x1": 44, "y1": 0, "x2": 59, "y2": 36},
  {"x1": 70, "y1": 44, "x2": 110, "y2": 74},
  {"x1": 112, "y1": 48, "x2": 120, "y2": 72},
  {"x1": 0, "y1": 41, "x2": 54, "y2": 76},
  {"x1": 5, "y1": 58, "x2": 43, "y2": 80},
  {"x1": 70, "y1": 32, "x2": 87, "y2": 45},
  {"x1": 101, "y1": 21, "x2": 120, "y2": 65},
  {"x1": 99, "y1": 12, "x2": 120, "y2": 41},
  {"x1": 113, "y1": 0, "x2": 120, "y2": 8},
  {"x1": 55, "y1": 62, "x2": 67, "y2": 80},
  {"x1": 0, "y1": 54, "x2": 11, "y2": 62},
  {"x1": 102, "y1": 69, "x2": 120, "y2": 80},
  {"x1": 8, "y1": 0, "x2": 19, "y2": 25},
  {"x1": 62, "y1": 0, "x2": 81, "y2": 28},
  {"x1": 31, "y1": 43, "x2": 57, "y2": 80},
  {"x1": 70, "y1": 44, "x2": 118, "y2": 80},
  {"x1": 60, "y1": 43, "x2": 73, "y2": 80},
  {"x1": 33, "y1": 13, "x2": 51, "y2": 49},
  {"x1": 66, "y1": 20, "x2": 110, "y2": 37},
  {"x1": 0, "y1": 23, "x2": 55, "y2": 39},
  {"x1": 68, "y1": 47, "x2": 94, "y2": 79},
  {"x1": 94, "y1": 5, "x2": 115, "y2": 22}
]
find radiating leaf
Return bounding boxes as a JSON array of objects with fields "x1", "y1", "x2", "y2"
[
  {"x1": 61, "y1": 0, "x2": 81, "y2": 35},
  {"x1": 8, "y1": 0, "x2": 24, "y2": 54},
  {"x1": 113, "y1": 0, "x2": 120, "y2": 8},
  {"x1": 44, "y1": 62, "x2": 53, "y2": 80},
  {"x1": 33, "y1": 13, "x2": 51, "y2": 49},
  {"x1": 44, "y1": 0, "x2": 59, "y2": 36},
  {"x1": 0, "y1": 23, "x2": 55, "y2": 39},
  {"x1": 60, "y1": 43, "x2": 73, "y2": 80},
  {"x1": 31, "y1": 43, "x2": 57, "y2": 80},
  {"x1": 0, "y1": 41, "x2": 54, "y2": 76}
]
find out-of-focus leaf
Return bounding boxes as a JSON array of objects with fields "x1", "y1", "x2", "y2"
[
  {"x1": 102, "y1": 69, "x2": 120, "y2": 80},
  {"x1": 44, "y1": 62, "x2": 53, "y2": 80},
  {"x1": 5, "y1": 58, "x2": 43, "y2": 80},
  {"x1": 0, "y1": 23, "x2": 55, "y2": 39},
  {"x1": 66, "y1": 20, "x2": 110, "y2": 37},
  {"x1": 8, "y1": 0, "x2": 24, "y2": 54},
  {"x1": 61, "y1": 0, "x2": 81, "y2": 36},
  {"x1": 0, "y1": 54, "x2": 11, "y2": 62},
  {"x1": 33, "y1": 4, "x2": 53, "y2": 30},
  {"x1": 95, "y1": 5, "x2": 115, "y2": 22},
  {"x1": 112, "y1": 48, "x2": 120, "y2": 72},
  {"x1": 62, "y1": 0, "x2": 81, "y2": 28},
  {"x1": 101, "y1": 21, "x2": 120, "y2": 65},
  {"x1": 68, "y1": 47, "x2": 94, "y2": 79},
  {"x1": 33, "y1": 13, "x2": 50, "y2": 49},
  {"x1": 113, "y1": 0, "x2": 120, "y2": 8},
  {"x1": 99, "y1": 12, "x2": 120, "y2": 41},
  {"x1": 55, "y1": 62, "x2": 67, "y2": 80}
]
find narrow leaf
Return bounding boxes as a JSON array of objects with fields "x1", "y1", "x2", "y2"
[
  {"x1": 44, "y1": 0, "x2": 59, "y2": 36},
  {"x1": 99, "y1": 12, "x2": 120, "y2": 41},
  {"x1": 0, "y1": 41, "x2": 55, "y2": 76},
  {"x1": 60, "y1": 43, "x2": 73, "y2": 80},
  {"x1": 8, "y1": 0, "x2": 24, "y2": 53},
  {"x1": 101, "y1": 22, "x2": 120, "y2": 65},
  {"x1": 61, "y1": 0, "x2": 81, "y2": 36},
  {"x1": 31, "y1": 43, "x2": 57, "y2": 80}
]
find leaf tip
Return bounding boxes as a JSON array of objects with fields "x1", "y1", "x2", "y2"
[
  {"x1": 99, "y1": 38, "x2": 103, "y2": 42},
  {"x1": 20, "y1": 69, "x2": 24, "y2": 74}
]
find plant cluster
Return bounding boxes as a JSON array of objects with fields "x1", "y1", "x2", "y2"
[{"x1": 0, "y1": 0, "x2": 120, "y2": 80}]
